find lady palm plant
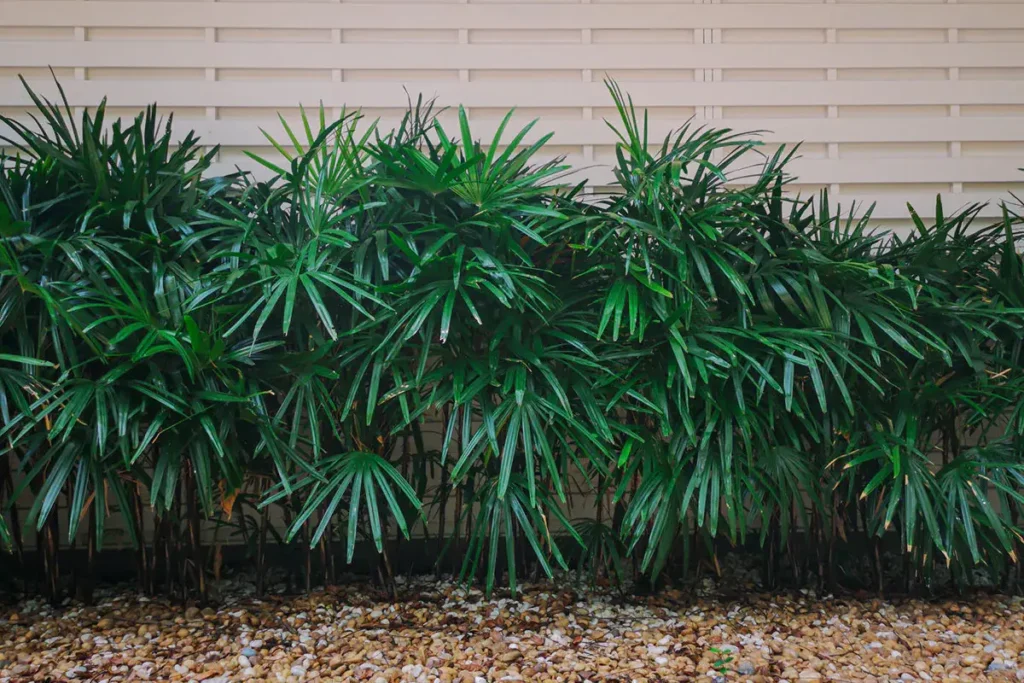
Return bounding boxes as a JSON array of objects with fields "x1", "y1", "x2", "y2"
[
  {"x1": 0, "y1": 76, "x2": 229, "y2": 600},
  {"x1": 3, "y1": 74, "x2": 1024, "y2": 602}
]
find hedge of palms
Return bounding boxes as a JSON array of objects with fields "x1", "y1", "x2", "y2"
[{"x1": 2, "y1": 76, "x2": 1024, "y2": 602}]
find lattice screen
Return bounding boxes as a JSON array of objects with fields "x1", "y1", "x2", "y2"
[{"x1": 2, "y1": 0, "x2": 1023, "y2": 222}]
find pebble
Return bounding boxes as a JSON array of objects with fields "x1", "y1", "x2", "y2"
[{"x1": 1, "y1": 578, "x2": 1023, "y2": 683}]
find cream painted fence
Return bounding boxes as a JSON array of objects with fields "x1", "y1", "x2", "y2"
[
  {"x1": 1, "y1": 0, "x2": 1023, "y2": 224},
  {"x1": 1, "y1": 1, "x2": 1024, "y2": 548}
]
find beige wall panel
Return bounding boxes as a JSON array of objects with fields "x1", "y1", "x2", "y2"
[
  {"x1": 960, "y1": 29, "x2": 1024, "y2": 43},
  {"x1": 961, "y1": 67, "x2": 1024, "y2": 80},
  {"x1": 720, "y1": 28, "x2": 826, "y2": 43},
  {"x1": 964, "y1": 182, "x2": 1024, "y2": 193},
  {"x1": 85, "y1": 67, "x2": 207, "y2": 81},
  {"x1": 838, "y1": 142, "x2": 950, "y2": 159},
  {"x1": 765, "y1": 142, "x2": 828, "y2": 159},
  {"x1": 962, "y1": 142, "x2": 1024, "y2": 158},
  {"x1": 0, "y1": 0, "x2": 1021, "y2": 220},
  {"x1": 356, "y1": 108, "x2": 459, "y2": 124},
  {"x1": 87, "y1": 27, "x2": 206, "y2": 41},
  {"x1": 592, "y1": 30, "x2": 694, "y2": 44},
  {"x1": 722, "y1": 106, "x2": 829, "y2": 119},
  {"x1": 0, "y1": 27, "x2": 76, "y2": 40},
  {"x1": 218, "y1": 68, "x2": 332, "y2": 81},
  {"x1": 722, "y1": 68, "x2": 826, "y2": 81},
  {"x1": 217, "y1": 107, "x2": 307, "y2": 122},
  {"x1": 217, "y1": 28, "x2": 333, "y2": 43},
  {"x1": 787, "y1": 183, "x2": 828, "y2": 196},
  {"x1": 591, "y1": 106, "x2": 697, "y2": 121},
  {"x1": 599, "y1": 69, "x2": 696, "y2": 82},
  {"x1": 838, "y1": 105, "x2": 949, "y2": 118},
  {"x1": 962, "y1": 105, "x2": 1024, "y2": 117},
  {"x1": 343, "y1": 29, "x2": 458, "y2": 43},
  {"x1": 102, "y1": 106, "x2": 208, "y2": 119},
  {"x1": 470, "y1": 70, "x2": 583, "y2": 82},
  {"x1": 469, "y1": 29, "x2": 582, "y2": 44},
  {"x1": 0, "y1": 67, "x2": 74, "y2": 79},
  {"x1": 469, "y1": 108, "x2": 583, "y2": 120},
  {"x1": 842, "y1": 183, "x2": 953, "y2": 197},
  {"x1": 219, "y1": 146, "x2": 275, "y2": 165},
  {"x1": 834, "y1": 0, "x2": 944, "y2": 5},
  {"x1": 346, "y1": 70, "x2": 459, "y2": 82},
  {"x1": 836, "y1": 29, "x2": 948, "y2": 43},
  {"x1": 837, "y1": 68, "x2": 949, "y2": 81}
]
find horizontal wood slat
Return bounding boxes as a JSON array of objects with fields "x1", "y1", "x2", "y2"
[
  {"x1": 3, "y1": 80, "x2": 1023, "y2": 109},
  {"x1": 3, "y1": 42, "x2": 1022, "y2": 70},
  {"x1": 7, "y1": 117, "x2": 1021, "y2": 147},
  {"x1": 204, "y1": 154, "x2": 1020, "y2": 190},
  {"x1": 177, "y1": 117, "x2": 1024, "y2": 146},
  {"x1": 3, "y1": 2, "x2": 1024, "y2": 31}
]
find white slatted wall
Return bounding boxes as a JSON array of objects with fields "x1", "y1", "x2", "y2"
[
  {"x1": 1, "y1": 1, "x2": 1023, "y2": 216},
  {"x1": 2, "y1": 0, "x2": 1024, "y2": 546}
]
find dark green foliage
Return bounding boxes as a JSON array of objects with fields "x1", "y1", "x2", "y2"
[{"x1": 3, "y1": 75, "x2": 1024, "y2": 601}]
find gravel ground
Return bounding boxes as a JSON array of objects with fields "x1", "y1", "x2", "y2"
[{"x1": 2, "y1": 578, "x2": 1023, "y2": 683}]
